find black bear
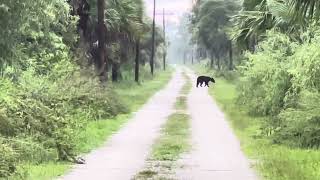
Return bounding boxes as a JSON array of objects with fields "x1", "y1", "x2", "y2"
[{"x1": 196, "y1": 76, "x2": 215, "y2": 87}]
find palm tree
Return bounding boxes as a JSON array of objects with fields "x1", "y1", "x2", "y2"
[
  {"x1": 150, "y1": 0, "x2": 156, "y2": 75},
  {"x1": 290, "y1": 0, "x2": 320, "y2": 20},
  {"x1": 97, "y1": 0, "x2": 107, "y2": 81},
  {"x1": 105, "y1": 0, "x2": 145, "y2": 82},
  {"x1": 231, "y1": 0, "x2": 310, "y2": 50}
]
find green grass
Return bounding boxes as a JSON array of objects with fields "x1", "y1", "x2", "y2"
[
  {"x1": 152, "y1": 113, "x2": 190, "y2": 161},
  {"x1": 192, "y1": 64, "x2": 320, "y2": 180},
  {"x1": 114, "y1": 69, "x2": 173, "y2": 111},
  {"x1": 23, "y1": 69, "x2": 173, "y2": 180},
  {"x1": 135, "y1": 170, "x2": 158, "y2": 179},
  {"x1": 175, "y1": 96, "x2": 187, "y2": 110},
  {"x1": 152, "y1": 72, "x2": 191, "y2": 161},
  {"x1": 75, "y1": 114, "x2": 131, "y2": 153},
  {"x1": 180, "y1": 73, "x2": 192, "y2": 96},
  {"x1": 15, "y1": 162, "x2": 71, "y2": 180},
  {"x1": 175, "y1": 72, "x2": 192, "y2": 110}
]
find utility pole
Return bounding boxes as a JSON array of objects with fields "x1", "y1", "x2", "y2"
[
  {"x1": 150, "y1": 0, "x2": 156, "y2": 75},
  {"x1": 163, "y1": 8, "x2": 166, "y2": 71}
]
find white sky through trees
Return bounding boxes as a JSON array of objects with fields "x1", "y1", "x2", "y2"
[{"x1": 144, "y1": 0, "x2": 193, "y2": 25}]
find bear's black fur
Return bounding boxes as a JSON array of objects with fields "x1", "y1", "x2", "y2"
[{"x1": 196, "y1": 76, "x2": 215, "y2": 87}]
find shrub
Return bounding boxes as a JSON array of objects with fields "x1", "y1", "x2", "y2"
[
  {"x1": 273, "y1": 91, "x2": 320, "y2": 148},
  {"x1": 239, "y1": 30, "x2": 320, "y2": 148},
  {"x1": 238, "y1": 31, "x2": 295, "y2": 116},
  {"x1": 0, "y1": 141, "x2": 18, "y2": 178},
  {"x1": 0, "y1": 67, "x2": 128, "y2": 164}
]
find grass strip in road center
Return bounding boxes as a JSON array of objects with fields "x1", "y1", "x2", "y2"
[{"x1": 134, "y1": 71, "x2": 192, "y2": 180}]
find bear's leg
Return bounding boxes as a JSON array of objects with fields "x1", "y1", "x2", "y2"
[{"x1": 205, "y1": 81, "x2": 209, "y2": 87}]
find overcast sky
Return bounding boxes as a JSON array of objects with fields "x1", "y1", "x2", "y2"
[{"x1": 144, "y1": 0, "x2": 193, "y2": 25}]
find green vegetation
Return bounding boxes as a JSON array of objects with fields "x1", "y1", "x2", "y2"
[
  {"x1": 23, "y1": 69, "x2": 172, "y2": 180},
  {"x1": 0, "y1": 0, "x2": 169, "y2": 178},
  {"x1": 186, "y1": 0, "x2": 320, "y2": 179},
  {"x1": 181, "y1": 72, "x2": 192, "y2": 95},
  {"x1": 135, "y1": 112, "x2": 190, "y2": 180},
  {"x1": 175, "y1": 73, "x2": 192, "y2": 110},
  {"x1": 115, "y1": 69, "x2": 173, "y2": 111},
  {"x1": 193, "y1": 64, "x2": 320, "y2": 180},
  {"x1": 175, "y1": 96, "x2": 187, "y2": 110},
  {"x1": 152, "y1": 113, "x2": 190, "y2": 161}
]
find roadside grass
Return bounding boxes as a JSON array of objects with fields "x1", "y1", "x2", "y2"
[
  {"x1": 192, "y1": 65, "x2": 320, "y2": 180},
  {"x1": 23, "y1": 69, "x2": 173, "y2": 180},
  {"x1": 114, "y1": 69, "x2": 174, "y2": 111},
  {"x1": 135, "y1": 71, "x2": 191, "y2": 180},
  {"x1": 15, "y1": 162, "x2": 71, "y2": 180}
]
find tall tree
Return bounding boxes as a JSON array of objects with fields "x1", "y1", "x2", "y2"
[
  {"x1": 97, "y1": 0, "x2": 107, "y2": 81},
  {"x1": 135, "y1": 39, "x2": 140, "y2": 82},
  {"x1": 150, "y1": 0, "x2": 156, "y2": 75},
  {"x1": 190, "y1": 0, "x2": 238, "y2": 68},
  {"x1": 163, "y1": 8, "x2": 166, "y2": 71},
  {"x1": 133, "y1": 0, "x2": 145, "y2": 82}
]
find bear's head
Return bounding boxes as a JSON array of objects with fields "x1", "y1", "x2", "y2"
[{"x1": 210, "y1": 77, "x2": 215, "y2": 83}]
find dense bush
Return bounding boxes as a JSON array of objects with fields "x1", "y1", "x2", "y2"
[
  {"x1": 238, "y1": 30, "x2": 320, "y2": 148},
  {"x1": 0, "y1": 141, "x2": 18, "y2": 178},
  {"x1": 238, "y1": 31, "x2": 295, "y2": 116},
  {"x1": 276, "y1": 93, "x2": 320, "y2": 148},
  {"x1": 0, "y1": 65, "x2": 128, "y2": 177}
]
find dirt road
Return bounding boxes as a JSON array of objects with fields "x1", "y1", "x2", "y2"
[
  {"x1": 61, "y1": 70, "x2": 185, "y2": 180},
  {"x1": 176, "y1": 69, "x2": 258, "y2": 180},
  {"x1": 61, "y1": 69, "x2": 257, "y2": 180}
]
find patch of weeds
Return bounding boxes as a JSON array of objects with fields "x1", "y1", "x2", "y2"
[
  {"x1": 175, "y1": 96, "x2": 187, "y2": 110},
  {"x1": 135, "y1": 170, "x2": 158, "y2": 179},
  {"x1": 152, "y1": 113, "x2": 190, "y2": 161}
]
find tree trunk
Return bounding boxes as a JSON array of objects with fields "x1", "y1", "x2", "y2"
[
  {"x1": 229, "y1": 40, "x2": 233, "y2": 70},
  {"x1": 112, "y1": 62, "x2": 119, "y2": 82},
  {"x1": 191, "y1": 48, "x2": 194, "y2": 64},
  {"x1": 163, "y1": 52, "x2": 166, "y2": 70},
  {"x1": 163, "y1": 8, "x2": 166, "y2": 71},
  {"x1": 150, "y1": 0, "x2": 156, "y2": 75},
  {"x1": 135, "y1": 39, "x2": 140, "y2": 83},
  {"x1": 97, "y1": 0, "x2": 107, "y2": 81},
  {"x1": 216, "y1": 54, "x2": 221, "y2": 70},
  {"x1": 210, "y1": 52, "x2": 214, "y2": 69}
]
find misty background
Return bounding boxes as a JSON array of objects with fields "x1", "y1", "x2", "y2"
[{"x1": 144, "y1": 0, "x2": 194, "y2": 64}]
